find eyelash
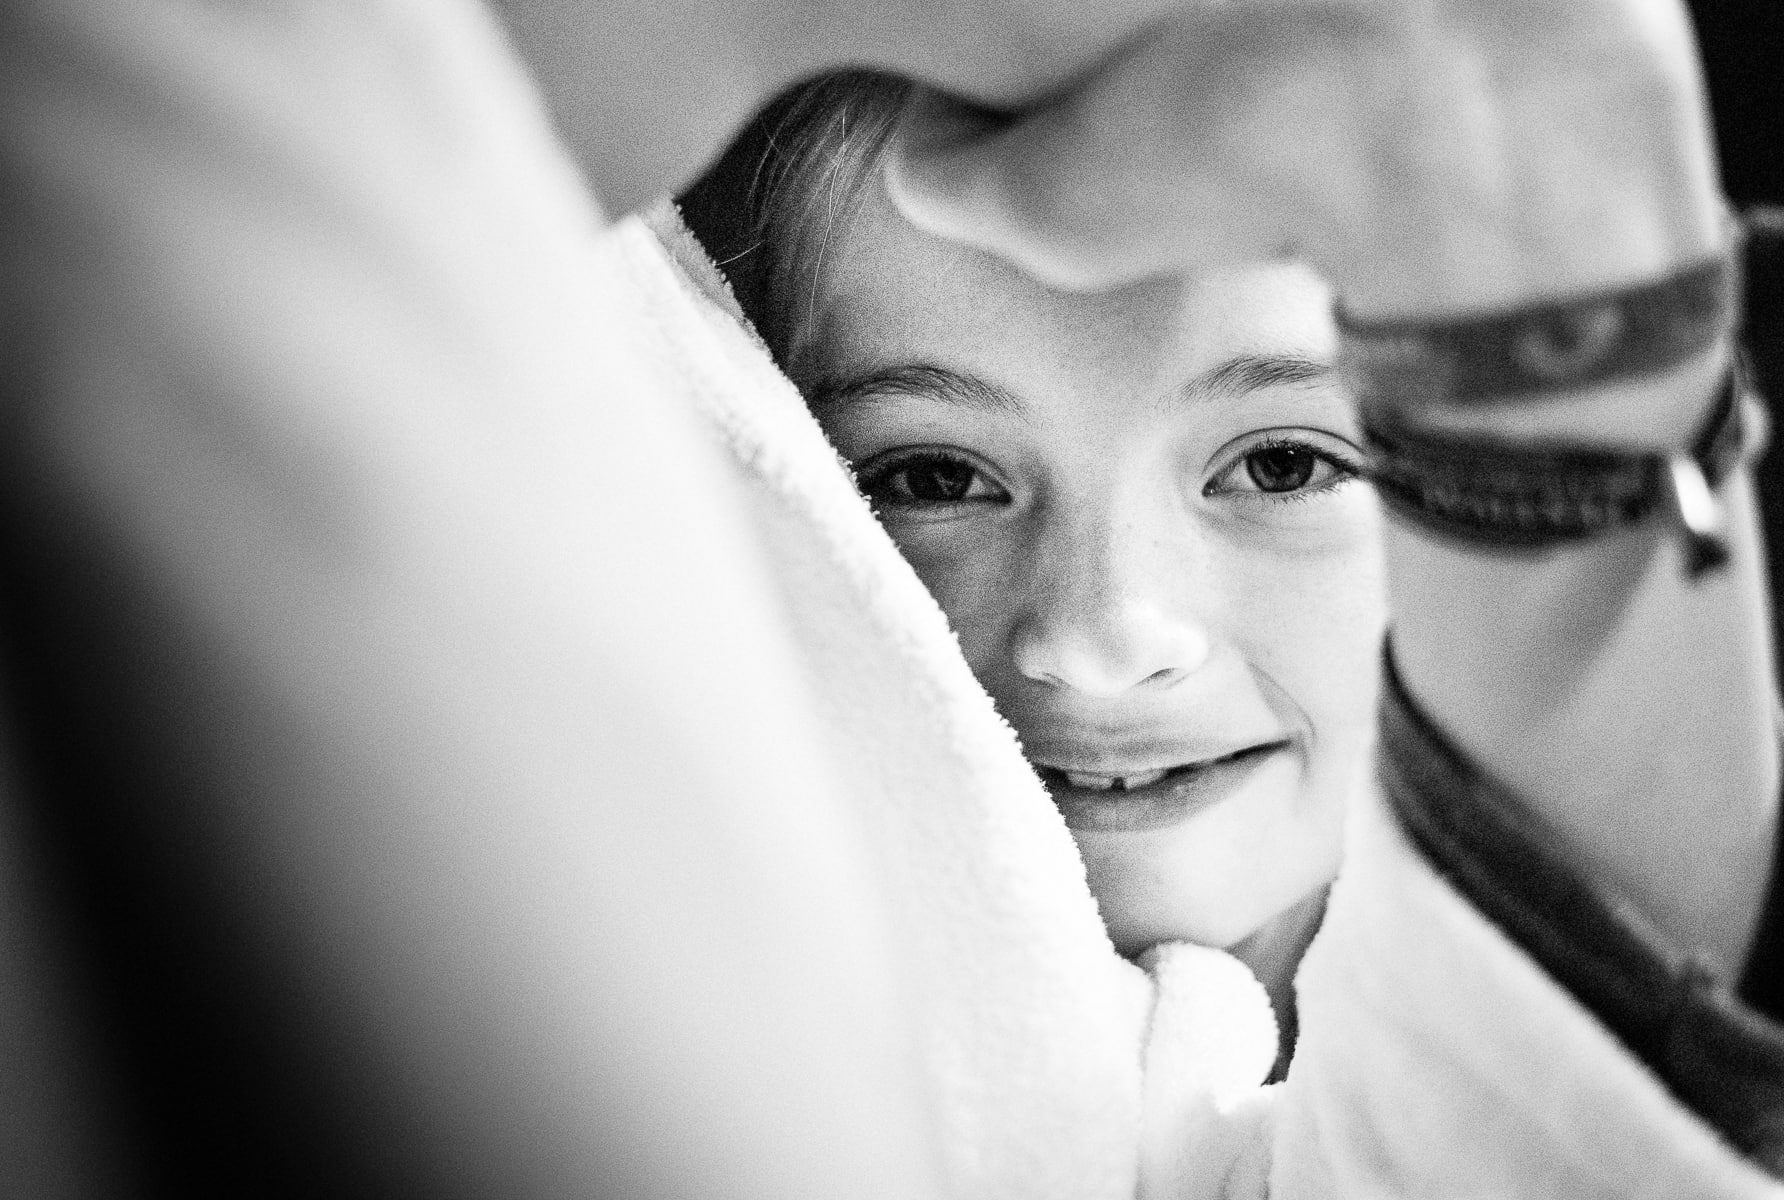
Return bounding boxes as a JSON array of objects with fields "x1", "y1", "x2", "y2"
[
  {"x1": 1205, "y1": 435, "x2": 1363, "y2": 504},
  {"x1": 855, "y1": 434, "x2": 1362, "y2": 513},
  {"x1": 856, "y1": 448, "x2": 1008, "y2": 511}
]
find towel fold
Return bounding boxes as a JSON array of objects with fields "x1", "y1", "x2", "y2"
[{"x1": 622, "y1": 200, "x2": 1282, "y2": 1200}]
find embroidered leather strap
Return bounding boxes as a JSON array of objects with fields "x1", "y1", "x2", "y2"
[
  {"x1": 1337, "y1": 250, "x2": 1740, "y2": 405},
  {"x1": 1361, "y1": 360, "x2": 1765, "y2": 578},
  {"x1": 1340, "y1": 223, "x2": 1758, "y2": 581}
]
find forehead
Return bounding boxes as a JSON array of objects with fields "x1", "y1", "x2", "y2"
[{"x1": 795, "y1": 178, "x2": 1335, "y2": 403}]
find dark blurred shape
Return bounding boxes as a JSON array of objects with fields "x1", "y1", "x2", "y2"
[
  {"x1": 1741, "y1": 206, "x2": 1784, "y2": 1022},
  {"x1": 1748, "y1": 210, "x2": 1784, "y2": 623},
  {"x1": 1689, "y1": 0, "x2": 1784, "y2": 208},
  {"x1": 1689, "y1": 0, "x2": 1784, "y2": 1020},
  {"x1": 1688, "y1": 0, "x2": 1783, "y2": 638}
]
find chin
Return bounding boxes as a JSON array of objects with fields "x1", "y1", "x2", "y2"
[
  {"x1": 1077, "y1": 827, "x2": 1342, "y2": 956},
  {"x1": 1062, "y1": 748, "x2": 1353, "y2": 955},
  {"x1": 1096, "y1": 897, "x2": 1276, "y2": 957}
]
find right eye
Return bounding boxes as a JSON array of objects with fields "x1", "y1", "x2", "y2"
[{"x1": 856, "y1": 448, "x2": 1008, "y2": 510}]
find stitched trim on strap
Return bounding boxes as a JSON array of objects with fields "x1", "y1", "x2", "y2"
[
  {"x1": 1337, "y1": 249, "x2": 1739, "y2": 405},
  {"x1": 1361, "y1": 362, "x2": 1762, "y2": 577}
]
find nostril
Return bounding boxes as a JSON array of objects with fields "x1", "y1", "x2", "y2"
[
  {"x1": 1011, "y1": 623, "x2": 1214, "y2": 696},
  {"x1": 1008, "y1": 582, "x2": 1218, "y2": 696}
]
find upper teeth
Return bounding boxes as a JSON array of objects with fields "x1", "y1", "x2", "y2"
[{"x1": 1063, "y1": 768, "x2": 1170, "y2": 792}]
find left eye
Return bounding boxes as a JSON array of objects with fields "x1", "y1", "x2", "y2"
[
  {"x1": 1244, "y1": 444, "x2": 1322, "y2": 492},
  {"x1": 1207, "y1": 438, "x2": 1358, "y2": 497},
  {"x1": 857, "y1": 449, "x2": 1007, "y2": 509}
]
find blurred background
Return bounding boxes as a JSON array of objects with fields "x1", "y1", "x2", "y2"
[
  {"x1": 1693, "y1": 0, "x2": 1783, "y2": 208},
  {"x1": 1691, "y1": 0, "x2": 1784, "y2": 1016},
  {"x1": 1689, "y1": 0, "x2": 1783, "y2": 635}
]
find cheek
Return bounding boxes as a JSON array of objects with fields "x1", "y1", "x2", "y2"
[
  {"x1": 1225, "y1": 503, "x2": 1388, "y2": 738},
  {"x1": 886, "y1": 524, "x2": 1020, "y2": 671}
]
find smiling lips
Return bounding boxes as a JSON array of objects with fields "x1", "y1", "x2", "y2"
[
  {"x1": 1057, "y1": 766, "x2": 1172, "y2": 791},
  {"x1": 1035, "y1": 741, "x2": 1291, "y2": 832}
]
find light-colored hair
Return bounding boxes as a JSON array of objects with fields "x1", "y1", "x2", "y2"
[{"x1": 680, "y1": 71, "x2": 911, "y2": 374}]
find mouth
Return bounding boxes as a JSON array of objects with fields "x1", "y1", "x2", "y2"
[{"x1": 1033, "y1": 741, "x2": 1292, "y2": 832}]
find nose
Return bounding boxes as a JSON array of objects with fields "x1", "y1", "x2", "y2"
[{"x1": 1008, "y1": 512, "x2": 1215, "y2": 698}]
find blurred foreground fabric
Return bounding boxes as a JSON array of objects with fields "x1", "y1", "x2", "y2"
[{"x1": 0, "y1": 2, "x2": 943, "y2": 1194}]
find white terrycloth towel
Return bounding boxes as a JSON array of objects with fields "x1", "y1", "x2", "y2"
[
  {"x1": 607, "y1": 205, "x2": 1784, "y2": 1200},
  {"x1": 17, "y1": 0, "x2": 1779, "y2": 1192},
  {"x1": 615, "y1": 203, "x2": 1285, "y2": 1200}
]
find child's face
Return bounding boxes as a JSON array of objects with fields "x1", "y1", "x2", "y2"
[{"x1": 797, "y1": 183, "x2": 1387, "y2": 955}]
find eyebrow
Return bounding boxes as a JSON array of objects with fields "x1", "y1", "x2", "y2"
[
  {"x1": 1179, "y1": 354, "x2": 1334, "y2": 405},
  {"x1": 807, "y1": 364, "x2": 1025, "y2": 415},
  {"x1": 807, "y1": 353, "x2": 1333, "y2": 415}
]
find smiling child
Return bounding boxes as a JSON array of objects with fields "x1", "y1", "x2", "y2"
[{"x1": 685, "y1": 73, "x2": 1385, "y2": 1066}]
